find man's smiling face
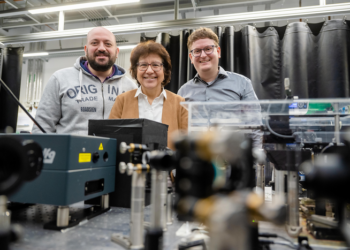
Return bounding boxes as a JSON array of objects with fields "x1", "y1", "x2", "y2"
[
  {"x1": 84, "y1": 27, "x2": 119, "y2": 72},
  {"x1": 189, "y1": 38, "x2": 221, "y2": 76}
]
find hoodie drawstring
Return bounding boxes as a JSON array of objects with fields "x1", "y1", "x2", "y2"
[{"x1": 77, "y1": 69, "x2": 83, "y2": 101}]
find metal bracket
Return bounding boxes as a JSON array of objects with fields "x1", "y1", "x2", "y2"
[
  {"x1": 286, "y1": 225, "x2": 303, "y2": 237},
  {"x1": 111, "y1": 234, "x2": 131, "y2": 249}
]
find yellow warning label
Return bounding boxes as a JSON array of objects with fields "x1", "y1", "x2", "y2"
[
  {"x1": 79, "y1": 153, "x2": 91, "y2": 163},
  {"x1": 99, "y1": 143, "x2": 104, "y2": 150}
]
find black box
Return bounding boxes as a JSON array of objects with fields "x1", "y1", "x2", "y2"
[{"x1": 88, "y1": 119, "x2": 168, "y2": 207}]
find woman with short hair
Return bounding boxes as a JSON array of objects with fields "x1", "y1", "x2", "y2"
[{"x1": 109, "y1": 41, "x2": 188, "y2": 150}]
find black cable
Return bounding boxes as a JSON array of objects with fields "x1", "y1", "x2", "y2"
[
  {"x1": 0, "y1": 78, "x2": 46, "y2": 133},
  {"x1": 276, "y1": 235, "x2": 296, "y2": 247},
  {"x1": 265, "y1": 104, "x2": 294, "y2": 139},
  {"x1": 320, "y1": 143, "x2": 333, "y2": 154},
  {"x1": 259, "y1": 233, "x2": 296, "y2": 249},
  {"x1": 274, "y1": 241, "x2": 297, "y2": 249},
  {"x1": 259, "y1": 233, "x2": 295, "y2": 246},
  {"x1": 259, "y1": 239, "x2": 296, "y2": 249},
  {"x1": 265, "y1": 117, "x2": 294, "y2": 139}
]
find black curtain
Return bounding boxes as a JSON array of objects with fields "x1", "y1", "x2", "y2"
[
  {"x1": 142, "y1": 19, "x2": 350, "y2": 98},
  {"x1": 221, "y1": 26, "x2": 234, "y2": 72},
  {"x1": 187, "y1": 29, "x2": 196, "y2": 82},
  {"x1": 240, "y1": 25, "x2": 282, "y2": 99},
  {"x1": 236, "y1": 19, "x2": 350, "y2": 99},
  {"x1": 317, "y1": 20, "x2": 350, "y2": 98},
  {"x1": 0, "y1": 46, "x2": 24, "y2": 132},
  {"x1": 179, "y1": 30, "x2": 189, "y2": 90}
]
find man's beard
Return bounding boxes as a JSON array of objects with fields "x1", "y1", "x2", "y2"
[{"x1": 86, "y1": 49, "x2": 116, "y2": 72}]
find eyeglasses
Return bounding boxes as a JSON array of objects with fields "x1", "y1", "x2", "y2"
[
  {"x1": 137, "y1": 62, "x2": 163, "y2": 72},
  {"x1": 190, "y1": 45, "x2": 217, "y2": 57}
]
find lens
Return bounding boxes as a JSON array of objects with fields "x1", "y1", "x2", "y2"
[{"x1": 0, "y1": 137, "x2": 43, "y2": 195}]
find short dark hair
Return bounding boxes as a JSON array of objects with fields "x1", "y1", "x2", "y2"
[
  {"x1": 187, "y1": 27, "x2": 219, "y2": 49},
  {"x1": 130, "y1": 40, "x2": 172, "y2": 87}
]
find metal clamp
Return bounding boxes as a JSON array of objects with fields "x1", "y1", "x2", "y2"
[{"x1": 119, "y1": 162, "x2": 150, "y2": 176}]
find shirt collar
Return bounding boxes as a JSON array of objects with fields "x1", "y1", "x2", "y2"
[
  {"x1": 135, "y1": 86, "x2": 167, "y2": 99},
  {"x1": 194, "y1": 66, "x2": 228, "y2": 84}
]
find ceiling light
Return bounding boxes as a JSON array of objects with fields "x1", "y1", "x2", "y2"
[
  {"x1": 22, "y1": 44, "x2": 136, "y2": 58},
  {"x1": 118, "y1": 45, "x2": 137, "y2": 50},
  {"x1": 4, "y1": 18, "x2": 26, "y2": 23},
  {"x1": 28, "y1": 0, "x2": 139, "y2": 14},
  {"x1": 23, "y1": 52, "x2": 49, "y2": 57}
]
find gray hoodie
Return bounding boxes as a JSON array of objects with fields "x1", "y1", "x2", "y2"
[{"x1": 32, "y1": 56, "x2": 137, "y2": 135}]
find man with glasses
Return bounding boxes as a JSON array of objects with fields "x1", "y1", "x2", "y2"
[
  {"x1": 32, "y1": 27, "x2": 137, "y2": 135},
  {"x1": 178, "y1": 27, "x2": 258, "y2": 102},
  {"x1": 178, "y1": 27, "x2": 261, "y2": 148}
]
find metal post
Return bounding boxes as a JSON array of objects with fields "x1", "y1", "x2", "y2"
[
  {"x1": 0, "y1": 196, "x2": 10, "y2": 250},
  {"x1": 247, "y1": 5, "x2": 254, "y2": 26},
  {"x1": 58, "y1": 11, "x2": 65, "y2": 31},
  {"x1": 56, "y1": 206, "x2": 69, "y2": 227},
  {"x1": 100, "y1": 194, "x2": 109, "y2": 209},
  {"x1": 256, "y1": 165, "x2": 265, "y2": 200},
  {"x1": 178, "y1": 30, "x2": 183, "y2": 90},
  {"x1": 174, "y1": 0, "x2": 179, "y2": 20},
  {"x1": 145, "y1": 170, "x2": 164, "y2": 250},
  {"x1": 0, "y1": 195, "x2": 10, "y2": 229},
  {"x1": 130, "y1": 171, "x2": 145, "y2": 249},
  {"x1": 334, "y1": 103, "x2": 340, "y2": 144},
  {"x1": 320, "y1": 0, "x2": 326, "y2": 6},
  {"x1": 160, "y1": 171, "x2": 167, "y2": 231},
  {"x1": 265, "y1": 3, "x2": 271, "y2": 26},
  {"x1": 150, "y1": 169, "x2": 164, "y2": 229},
  {"x1": 287, "y1": 171, "x2": 302, "y2": 236},
  {"x1": 288, "y1": 171, "x2": 299, "y2": 227},
  {"x1": 166, "y1": 191, "x2": 173, "y2": 225},
  {"x1": 275, "y1": 170, "x2": 287, "y2": 203}
]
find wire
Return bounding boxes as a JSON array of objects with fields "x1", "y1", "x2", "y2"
[
  {"x1": 259, "y1": 239, "x2": 296, "y2": 249},
  {"x1": 259, "y1": 233, "x2": 297, "y2": 249},
  {"x1": 265, "y1": 104, "x2": 294, "y2": 139},
  {"x1": 320, "y1": 142, "x2": 334, "y2": 154},
  {"x1": 259, "y1": 233, "x2": 295, "y2": 246},
  {"x1": 0, "y1": 78, "x2": 46, "y2": 133},
  {"x1": 276, "y1": 236, "x2": 296, "y2": 247},
  {"x1": 265, "y1": 116, "x2": 294, "y2": 139},
  {"x1": 273, "y1": 240, "x2": 297, "y2": 249}
]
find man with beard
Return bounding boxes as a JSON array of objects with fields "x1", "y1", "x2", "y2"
[{"x1": 32, "y1": 27, "x2": 137, "y2": 134}]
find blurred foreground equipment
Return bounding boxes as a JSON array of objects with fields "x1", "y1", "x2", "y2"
[
  {"x1": 171, "y1": 131, "x2": 286, "y2": 250},
  {"x1": 302, "y1": 132, "x2": 350, "y2": 246},
  {"x1": 0, "y1": 136, "x2": 43, "y2": 250}
]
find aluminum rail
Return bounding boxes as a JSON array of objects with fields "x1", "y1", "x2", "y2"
[
  {"x1": 1, "y1": 3, "x2": 350, "y2": 44},
  {"x1": 0, "y1": 0, "x2": 277, "y2": 19},
  {"x1": 0, "y1": 0, "x2": 279, "y2": 30},
  {"x1": 0, "y1": 0, "x2": 139, "y2": 18}
]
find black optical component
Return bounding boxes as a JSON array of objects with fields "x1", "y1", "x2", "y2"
[{"x1": 0, "y1": 136, "x2": 43, "y2": 195}]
